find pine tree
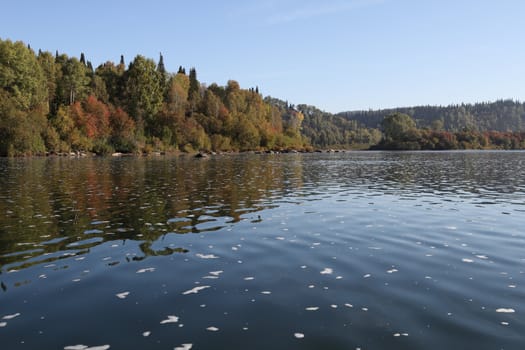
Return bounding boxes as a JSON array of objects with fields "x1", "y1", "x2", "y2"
[
  {"x1": 157, "y1": 53, "x2": 166, "y2": 75},
  {"x1": 188, "y1": 68, "x2": 200, "y2": 113},
  {"x1": 189, "y1": 68, "x2": 198, "y2": 93}
]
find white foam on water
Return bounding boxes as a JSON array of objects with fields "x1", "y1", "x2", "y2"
[
  {"x1": 501, "y1": 322, "x2": 509, "y2": 326},
  {"x1": 206, "y1": 326, "x2": 219, "y2": 331},
  {"x1": 160, "y1": 315, "x2": 179, "y2": 324},
  {"x1": 331, "y1": 305, "x2": 338, "y2": 309},
  {"x1": 462, "y1": 258, "x2": 474, "y2": 263},
  {"x1": 2, "y1": 313, "x2": 21, "y2": 320},
  {"x1": 0, "y1": 322, "x2": 7, "y2": 327},
  {"x1": 86, "y1": 346, "x2": 110, "y2": 350},
  {"x1": 244, "y1": 277, "x2": 255, "y2": 280},
  {"x1": 508, "y1": 285, "x2": 517, "y2": 288},
  {"x1": 261, "y1": 291, "x2": 272, "y2": 295},
  {"x1": 446, "y1": 226, "x2": 457, "y2": 230},
  {"x1": 305, "y1": 307, "x2": 319, "y2": 311},
  {"x1": 294, "y1": 333, "x2": 305, "y2": 339},
  {"x1": 363, "y1": 274, "x2": 371, "y2": 278},
  {"x1": 336, "y1": 276, "x2": 343, "y2": 280},
  {"x1": 320, "y1": 268, "x2": 333, "y2": 275},
  {"x1": 362, "y1": 308, "x2": 368, "y2": 311},
  {"x1": 136, "y1": 268, "x2": 155, "y2": 273},
  {"x1": 209, "y1": 271, "x2": 223, "y2": 276},
  {"x1": 174, "y1": 344, "x2": 193, "y2": 350},
  {"x1": 182, "y1": 286, "x2": 211, "y2": 295},
  {"x1": 196, "y1": 254, "x2": 219, "y2": 259},
  {"x1": 203, "y1": 276, "x2": 218, "y2": 279},
  {"x1": 476, "y1": 255, "x2": 488, "y2": 260},
  {"x1": 142, "y1": 331, "x2": 151, "y2": 337},
  {"x1": 496, "y1": 308, "x2": 515, "y2": 313},
  {"x1": 276, "y1": 237, "x2": 285, "y2": 240},
  {"x1": 345, "y1": 303, "x2": 353, "y2": 308},
  {"x1": 116, "y1": 292, "x2": 130, "y2": 299},
  {"x1": 64, "y1": 346, "x2": 88, "y2": 350},
  {"x1": 308, "y1": 285, "x2": 315, "y2": 289},
  {"x1": 387, "y1": 269, "x2": 398, "y2": 274},
  {"x1": 300, "y1": 265, "x2": 307, "y2": 269}
]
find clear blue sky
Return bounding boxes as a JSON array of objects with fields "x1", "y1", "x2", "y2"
[{"x1": 2, "y1": 0, "x2": 524, "y2": 113}]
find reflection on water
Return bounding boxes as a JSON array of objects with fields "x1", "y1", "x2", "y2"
[
  {"x1": 1, "y1": 152, "x2": 524, "y2": 349},
  {"x1": 0, "y1": 155, "x2": 295, "y2": 271}
]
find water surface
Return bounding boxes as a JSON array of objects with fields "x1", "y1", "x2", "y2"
[{"x1": 1, "y1": 152, "x2": 524, "y2": 349}]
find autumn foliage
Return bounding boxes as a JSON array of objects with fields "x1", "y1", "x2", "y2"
[
  {"x1": 2, "y1": 38, "x2": 525, "y2": 156},
  {"x1": 0, "y1": 38, "x2": 307, "y2": 156}
]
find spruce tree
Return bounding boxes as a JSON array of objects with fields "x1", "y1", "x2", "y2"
[
  {"x1": 188, "y1": 68, "x2": 200, "y2": 113},
  {"x1": 157, "y1": 53, "x2": 166, "y2": 75},
  {"x1": 189, "y1": 68, "x2": 199, "y2": 96}
]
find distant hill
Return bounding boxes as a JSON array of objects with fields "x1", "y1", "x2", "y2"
[
  {"x1": 337, "y1": 99, "x2": 525, "y2": 132},
  {"x1": 265, "y1": 99, "x2": 525, "y2": 149}
]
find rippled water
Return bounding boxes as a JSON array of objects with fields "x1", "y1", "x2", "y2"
[{"x1": 1, "y1": 152, "x2": 524, "y2": 349}]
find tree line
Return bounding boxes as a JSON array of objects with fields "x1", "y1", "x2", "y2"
[
  {"x1": 339, "y1": 99, "x2": 525, "y2": 132},
  {"x1": 2, "y1": 38, "x2": 525, "y2": 156},
  {"x1": 373, "y1": 112, "x2": 525, "y2": 150},
  {"x1": 0, "y1": 38, "x2": 305, "y2": 156}
]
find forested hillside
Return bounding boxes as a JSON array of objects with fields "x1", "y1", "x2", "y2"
[
  {"x1": 339, "y1": 100, "x2": 525, "y2": 132},
  {"x1": 2, "y1": 38, "x2": 525, "y2": 156},
  {"x1": 0, "y1": 38, "x2": 305, "y2": 156},
  {"x1": 297, "y1": 104, "x2": 382, "y2": 149}
]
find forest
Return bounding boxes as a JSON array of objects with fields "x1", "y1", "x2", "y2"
[
  {"x1": 1, "y1": 37, "x2": 525, "y2": 156},
  {"x1": 339, "y1": 99, "x2": 525, "y2": 132},
  {"x1": 0, "y1": 38, "x2": 307, "y2": 156},
  {"x1": 372, "y1": 112, "x2": 525, "y2": 150}
]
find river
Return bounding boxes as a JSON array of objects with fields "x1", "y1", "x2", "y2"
[{"x1": 1, "y1": 151, "x2": 524, "y2": 349}]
